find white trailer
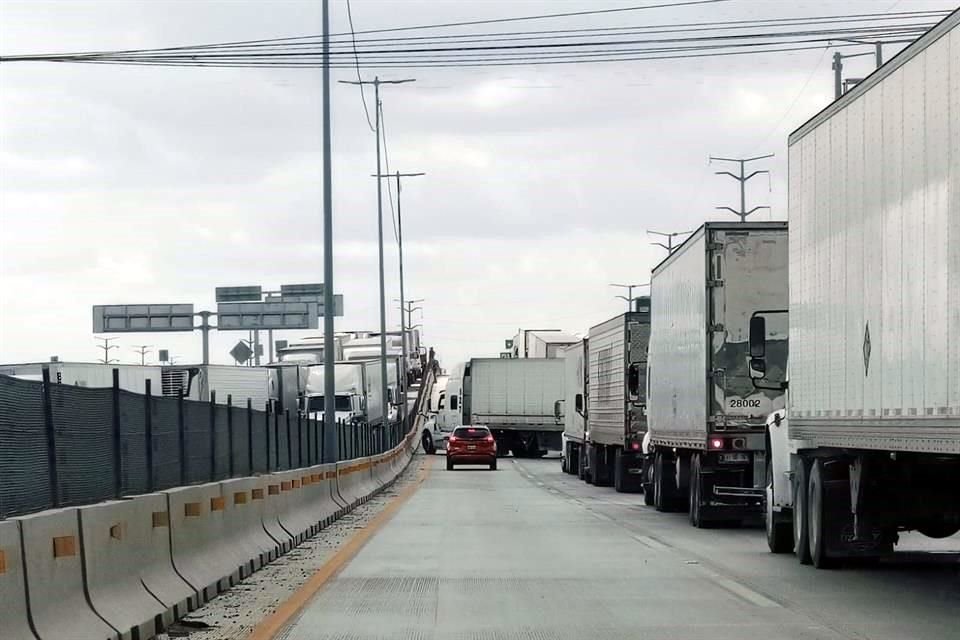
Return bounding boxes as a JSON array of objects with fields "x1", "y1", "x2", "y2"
[
  {"x1": 463, "y1": 358, "x2": 565, "y2": 457},
  {"x1": 647, "y1": 222, "x2": 789, "y2": 524},
  {"x1": 510, "y1": 330, "x2": 580, "y2": 358},
  {"x1": 0, "y1": 362, "x2": 161, "y2": 394},
  {"x1": 160, "y1": 365, "x2": 277, "y2": 410},
  {"x1": 559, "y1": 340, "x2": 588, "y2": 476},
  {"x1": 756, "y1": 12, "x2": 960, "y2": 567}
]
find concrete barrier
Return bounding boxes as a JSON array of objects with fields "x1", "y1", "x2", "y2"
[
  {"x1": 164, "y1": 484, "x2": 239, "y2": 603},
  {"x1": 274, "y1": 470, "x2": 315, "y2": 542},
  {"x1": 308, "y1": 464, "x2": 338, "y2": 528},
  {"x1": 219, "y1": 478, "x2": 276, "y2": 575},
  {"x1": 0, "y1": 519, "x2": 36, "y2": 640},
  {"x1": 78, "y1": 498, "x2": 173, "y2": 639},
  {"x1": 258, "y1": 476, "x2": 294, "y2": 555},
  {"x1": 335, "y1": 461, "x2": 361, "y2": 509},
  {"x1": 14, "y1": 507, "x2": 119, "y2": 640}
]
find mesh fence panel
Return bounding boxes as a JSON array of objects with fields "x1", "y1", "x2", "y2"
[
  {"x1": 152, "y1": 395, "x2": 182, "y2": 490},
  {"x1": 230, "y1": 405, "x2": 250, "y2": 476},
  {"x1": 251, "y1": 407, "x2": 269, "y2": 474},
  {"x1": 183, "y1": 400, "x2": 212, "y2": 483},
  {"x1": 0, "y1": 376, "x2": 52, "y2": 518},
  {"x1": 50, "y1": 384, "x2": 115, "y2": 507},
  {"x1": 213, "y1": 404, "x2": 230, "y2": 481},
  {"x1": 118, "y1": 390, "x2": 148, "y2": 495}
]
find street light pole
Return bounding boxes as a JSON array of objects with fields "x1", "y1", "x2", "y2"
[
  {"x1": 340, "y1": 76, "x2": 414, "y2": 447},
  {"x1": 321, "y1": 0, "x2": 337, "y2": 462},
  {"x1": 373, "y1": 171, "x2": 424, "y2": 434},
  {"x1": 610, "y1": 283, "x2": 649, "y2": 311},
  {"x1": 647, "y1": 229, "x2": 693, "y2": 253}
]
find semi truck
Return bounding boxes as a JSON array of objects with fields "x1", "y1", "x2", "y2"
[
  {"x1": 509, "y1": 329, "x2": 580, "y2": 358},
  {"x1": 559, "y1": 340, "x2": 588, "y2": 476},
  {"x1": 462, "y1": 358, "x2": 565, "y2": 457},
  {"x1": 754, "y1": 13, "x2": 960, "y2": 568},
  {"x1": 160, "y1": 365, "x2": 279, "y2": 410},
  {"x1": 582, "y1": 304, "x2": 652, "y2": 492},
  {"x1": 302, "y1": 360, "x2": 385, "y2": 427},
  {"x1": 646, "y1": 222, "x2": 789, "y2": 525}
]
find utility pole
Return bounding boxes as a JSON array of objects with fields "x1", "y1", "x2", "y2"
[
  {"x1": 831, "y1": 44, "x2": 884, "y2": 100},
  {"x1": 131, "y1": 345, "x2": 152, "y2": 366},
  {"x1": 321, "y1": 0, "x2": 336, "y2": 462},
  {"x1": 648, "y1": 229, "x2": 693, "y2": 253},
  {"x1": 710, "y1": 154, "x2": 774, "y2": 222},
  {"x1": 398, "y1": 298, "x2": 424, "y2": 330},
  {"x1": 95, "y1": 336, "x2": 120, "y2": 364},
  {"x1": 610, "y1": 283, "x2": 649, "y2": 312},
  {"x1": 373, "y1": 171, "x2": 424, "y2": 432},
  {"x1": 340, "y1": 76, "x2": 415, "y2": 446}
]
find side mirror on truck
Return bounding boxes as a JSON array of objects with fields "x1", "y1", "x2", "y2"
[{"x1": 749, "y1": 315, "x2": 766, "y2": 380}]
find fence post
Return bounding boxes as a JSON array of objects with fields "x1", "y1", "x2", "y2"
[
  {"x1": 178, "y1": 391, "x2": 186, "y2": 484},
  {"x1": 226, "y1": 394, "x2": 235, "y2": 478},
  {"x1": 265, "y1": 402, "x2": 272, "y2": 473},
  {"x1": 285, "y1": 409, "x2": 292, "y2": 469},
  {"x1": 145, "y1": 379, "x2": 154, "y2": 492},
  {"x1": 274, "y1": 406, "x2": 281, "y2": 470},
  {"x1": 40, "y1": 366, "x2": 60, "y2": 508},
  {"x1": 305, "y1": 414, "x2": 312, "y2": 466},
  {"x1": 112, "y1": 368, "x2": 122, "y2": 498},
  {"x1": 319, "y1": 417, "x2": 325, "y2": 466},
  {"x1": 247, "y1": 398, "x2": 254, "y2": 475},
  {"x1": 297, "y1": 412, "x2": 303, "y2": 468},
  {"x1": 209, "y1": 390, "x2": 217, "y2": 481},
  {"x1": 337, "y1": 420, "x2": 343, "y2": 461}
]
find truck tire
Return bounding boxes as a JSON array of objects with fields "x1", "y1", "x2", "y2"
[
  {"x1": 595, "y1": 445, "x2": 613, "y2": 487},
  {"x1": 614, "y1": 449, "x2": 640, "y2": 493},
  {"x1": 578, "y1": 448, "x2": 588, "y2": 481},
  {"x1": 689, "y1": 454, "x2": 704, "y2": 527},
  {"x1": 421, "y1": 431, "x2": 435, "y2": 455},
  {"x1": 793, "y1": 457, "x2": 812, "y2": 565},
  {"x1": 654, "y1": 450, "x2": 678, "y2": 512},
  {"x1": 643, "y1": 457, "x2": 655, "y2": 506},
  {"x1": 808, "y1": 458, "x2": 838, "y2": 569},
  {"x1": 765, "y1": 455, "x2": 793, "y2": 553},
  {"x1": 917, "y1": 520, "x2": 960, "y2": 539}
]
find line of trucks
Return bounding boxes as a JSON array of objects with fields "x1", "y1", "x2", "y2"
[
  {"x1": 436, "y1": 14, "x2": 960, "y2": 569},
  {"x1": 1, "y1": 345, "x2": 412, "y2": 431}
]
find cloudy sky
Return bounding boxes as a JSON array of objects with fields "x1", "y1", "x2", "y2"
[{"x1": 0, "y1": 0, "x2": 954, "y2": 368}]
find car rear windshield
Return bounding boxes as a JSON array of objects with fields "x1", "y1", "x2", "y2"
[{"x1": 452, "y1": 427, "x2": 490, "y2": 440}]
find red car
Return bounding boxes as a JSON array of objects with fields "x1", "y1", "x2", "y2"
[{"x1": 446, "y1": 426, "x2": 497, "y2": 471}]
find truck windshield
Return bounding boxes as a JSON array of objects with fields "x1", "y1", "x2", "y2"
[{"x1": 306, "y1": 396, "x2": 352, "y2": 412}]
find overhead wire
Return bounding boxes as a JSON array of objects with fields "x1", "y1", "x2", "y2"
[{"x1": 346, "y1": 0, "x2": 375, "y2": 132}]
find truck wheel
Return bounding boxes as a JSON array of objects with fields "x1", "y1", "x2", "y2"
[
  {"x1": 421, "y1": 431, "x2": 435, "y2": 455},
  {"x1": 643, "y1": 457, "x2": 655, "y2": 506},
  {"x1": 917, "y1": 520, "x2": 960, "y2": 539},
  {"x1": 578, "y1": 448, "x2": 588, "y2": 481},
  {"x1": 793, "y1": 458, "x2": 812, "y2": 564},
  {"x1": 689, "y1": 454, "x2": 704, "y2": 527},
  {"x1": 808, "y1": 459, "x2": 838, "y2": 569},
  {"x1": 765, "y1": 455, "x2": 793, "y2": 553},
  {"x1": 654, "y1": 450, "x2": 677, "y2": 512},
  {"x1": 614, "y1": 449, "x2": 625, "y2": 493}
]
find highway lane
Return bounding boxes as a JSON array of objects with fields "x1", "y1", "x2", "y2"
[{"x1": 280, "y1": 454, "x2": 959, "y2": 640}]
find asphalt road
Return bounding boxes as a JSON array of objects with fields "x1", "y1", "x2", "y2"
[{"x1": 280, "y1": 454, "x2": 960, "y2": 640}]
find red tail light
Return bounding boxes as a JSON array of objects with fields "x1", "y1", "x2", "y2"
[
  {"x1": 709, "y1": 438, "x2": 725, "y2": 450},
  {"x1": 631, "y1": 442, "x2": 641, "y2": 451},
  {"x1": 448, "y1": 436, "x2": 458, "y2": 444},
  {"x1": 485, "y1": 435, "x2": 494, "y2": 443}
]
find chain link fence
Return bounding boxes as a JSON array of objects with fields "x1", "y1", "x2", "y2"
[{"x1": 0, "y1": 369, "x2": 404, "y2": 519}]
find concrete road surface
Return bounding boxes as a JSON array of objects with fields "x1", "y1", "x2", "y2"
[{"x1": 280, "y1": 455, "x2": 960, "y2": 640}]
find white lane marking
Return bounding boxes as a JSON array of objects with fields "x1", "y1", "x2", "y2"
[
  {"x1": 633, "y1": 535, "x2": 669, "y2": 551},
  {"x1": 700, "y1": 569, "x2": 782, "y2": 608}
]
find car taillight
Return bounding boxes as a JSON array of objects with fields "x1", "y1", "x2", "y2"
[
  {"x1": 448, "y1": 436, "x2": 458, "y2": 444},
  {"x1": 485, "y1": 435, "x2": 494, "y2": 443}
]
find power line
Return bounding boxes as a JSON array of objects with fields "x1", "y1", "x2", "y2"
[{"x1": 345, "y1": 0, "x2": 375, "y2": 133}]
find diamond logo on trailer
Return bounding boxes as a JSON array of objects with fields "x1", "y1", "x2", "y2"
[{"x1": 862, "y1": 323, "x2": 872, "y2": 377}]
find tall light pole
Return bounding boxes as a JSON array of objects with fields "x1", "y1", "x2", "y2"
[
  {"x1": 710, "y1": 154, "x2": 773, "y2": 222},
  {"x1": 374, "y1": 171, "x2": 424, "y2": 432},
  {"x1": 132, "y1": 345, "x2": 152, "y2": 366},
  {"x1": 321, "y1": 0, "x2": 337, "y2": 462},
  {"x1": 95, "y1": 336, "x2": 120, "y2": 364},
  {"x1": 647, "y1": 229, "x2": 693, "y2": 253},
  {"x1": 397, "y1": 298, "x2": 424, "y2": 330},
  {"x1": 610, "y1": 283, "x2": 649, "y2": 311},
  {"x1": 340, "y1": 76, "x2": 414, "y2": 446}
]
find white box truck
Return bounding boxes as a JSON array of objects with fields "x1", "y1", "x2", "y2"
[
  {"x1": 559, "y1": 340, "x2": 588, "y2": 476},
  {"x1": 302, "y1": 361, "x2": 385, "y2": 427},
  {"x1": 647, "y1": 222, "x2": 789, "y2": 524},
  {"x1": 462, "y1": 358, "x2": 565, "y2": 457},
  {"x1": 755, "y1": 12, "x2": 960, "y2": 567},
  {"x1": 160, "y1": 365, "x2": 278, "y2": 410},
  {"x1": 583, "y1": 304, "x2": 651, "y2": 493}
]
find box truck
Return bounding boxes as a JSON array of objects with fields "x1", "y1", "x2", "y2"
[
  {"x1": 302, "y1": 361, "x2": 385, "y2": 427},
  {"x1": 582, "y1": 304, "x2": 651, "y2": 492},
  {"x1": 462, "y1": 358, "x2": 565, "y2": 457},
  {"x1": 755, "y1": 13, "x2": 960, "y2": 567},
  {"x1": 160, "y1": 365, "x2": 278, "y2": 410},
  {"x1": 0, "y1": 362, "x2": 161, "y2": 394},
  {"x1": 646, "y1": 222, "x2": 789, "y2": 524}
]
